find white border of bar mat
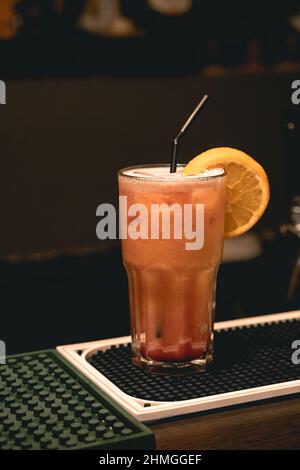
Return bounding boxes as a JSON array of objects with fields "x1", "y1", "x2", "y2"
[{"x1": 57, "y1": 311, "x2": 300, "y2": 422}]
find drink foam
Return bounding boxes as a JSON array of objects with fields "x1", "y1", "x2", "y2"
[{"x1": 122, "y1": 166, "x2": 224, "y2": 180}]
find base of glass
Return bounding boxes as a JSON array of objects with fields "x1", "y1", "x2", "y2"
[{"x1": 132, "y1": 350, "x2": 213, "y2": 376}]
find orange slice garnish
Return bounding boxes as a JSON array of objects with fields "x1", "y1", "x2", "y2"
[{"x1": 183, "y1": 147, "x2": 270, "y2": 238}]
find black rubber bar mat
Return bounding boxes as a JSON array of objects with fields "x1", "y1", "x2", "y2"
[{"x1": 88, "y1": 319, "x2": 300, "y2": 402}]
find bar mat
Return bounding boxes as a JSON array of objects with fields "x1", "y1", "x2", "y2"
[
  {"x1": 0, "y1": 350, "x2": 155, "y2": 450},
  {"x1": 88, "y1": 319, "x2": 300, "y2": 402}
]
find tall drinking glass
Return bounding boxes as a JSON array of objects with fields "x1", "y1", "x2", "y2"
[{"x1": 118, "y1": 164, "x2": 226, "y2": 374}]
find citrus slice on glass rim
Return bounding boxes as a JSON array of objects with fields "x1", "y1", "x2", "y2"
[{"x1": 182, "y1": 147, "x2": 270, "y2": 238}]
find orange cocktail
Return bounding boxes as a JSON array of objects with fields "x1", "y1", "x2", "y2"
[{"x1": 118, "y1": 164, "x2": 226, "y2": 374}]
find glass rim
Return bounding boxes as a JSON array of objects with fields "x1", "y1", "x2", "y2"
[{"x1": 118, "y1": 163, "x2": 226, "y2": 182}]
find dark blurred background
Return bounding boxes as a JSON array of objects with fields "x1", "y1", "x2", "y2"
[{"x1": 0, "y1": 0, "x2": 300, "y2": 354}]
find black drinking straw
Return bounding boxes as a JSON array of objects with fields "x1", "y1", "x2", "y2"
[{"x1": 170, "y1": 94, "x2": 209, "y2": 173}]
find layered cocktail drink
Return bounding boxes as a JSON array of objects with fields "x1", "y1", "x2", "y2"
[{"x1": 118, "y1": 164, "x2": 226, "y2": 374}]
